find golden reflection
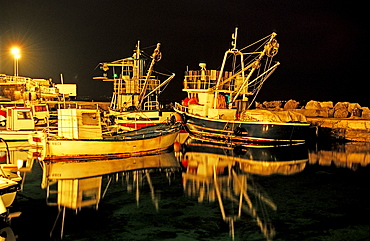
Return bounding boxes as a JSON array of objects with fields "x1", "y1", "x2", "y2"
[
  {"x1": 40, "y1": 151, "x2": 180, "y2": 239},
  {"x1": 181, "y1": 139, "x2": 309, "y2": 240},
  {"x1": 0, "y1": 141, "x2": 41, "y2": 235},
  {"x1": 309, "y1": 142, "x2": 370, "y2": 170}
]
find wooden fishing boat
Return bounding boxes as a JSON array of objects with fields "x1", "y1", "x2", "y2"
[
  {"x1": 174, "y1": 28, "x2": 310, "y2": 144},
  {"x1": 93, "y1": 42, "x2": 175, "y2": 131},
  {"x1": 32, "y1": 108, "x2": 180, "y2": 161}
]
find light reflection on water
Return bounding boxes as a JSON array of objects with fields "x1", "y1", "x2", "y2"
[{"x1": 0, "y1": 141, "x2": 369, "y2": 240}]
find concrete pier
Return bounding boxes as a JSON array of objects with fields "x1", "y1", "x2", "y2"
[{"x1": 307, "y1": 117, "x2": 370, "y2": 142}]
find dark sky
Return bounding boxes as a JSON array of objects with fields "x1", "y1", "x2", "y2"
[{"x1": 0, "y1": 1, "x2": 366, "y2": 105}]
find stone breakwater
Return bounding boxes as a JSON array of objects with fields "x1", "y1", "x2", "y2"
[{"x1": 257, "y1": 100, "x2": 370, "y2": 142}]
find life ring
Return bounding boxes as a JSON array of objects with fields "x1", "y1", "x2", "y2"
[
  {"x1": 170, "y1": 113, "x2": 187, "y2": 125},
  {"x1": 188, "y1": 98, "x2": 198, "y2": 105}
]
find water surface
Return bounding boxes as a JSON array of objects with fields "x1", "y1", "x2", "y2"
[{"x1": 2, "y1": 141, "x2": 369, "y2": 240}]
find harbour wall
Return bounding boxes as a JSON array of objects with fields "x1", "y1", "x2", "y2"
[{"x1": 257, "y1": 100, "x2": 370, "y2": 142}]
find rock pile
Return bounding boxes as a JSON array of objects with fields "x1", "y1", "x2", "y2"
[{"x1": 258, "y1": 99, "x2": 370, "y2": 119}]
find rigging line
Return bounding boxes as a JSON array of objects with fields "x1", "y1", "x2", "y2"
[
  {"x1": 152, "y1": 70, "x2": 173, "y2": 77},
  {"x1": 154, "y1": 62, "x2": 175, "y2": 75},
  {"x1": 239, "y1": 34, "x2": 272, "y2": 52},
  {"x1": 141, "y1": 44, "x2": 158, "y2": 50},
  {"x1": 233, "y1": 39, "x2": 269, "y2": 71},
  {"x1": 248, "y1": 65, "x2": 278, "y2": 109}
]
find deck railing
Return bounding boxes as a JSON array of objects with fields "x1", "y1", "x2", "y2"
[{"x1": 183, "y1": 70, "x2": 236, "y2": 91}]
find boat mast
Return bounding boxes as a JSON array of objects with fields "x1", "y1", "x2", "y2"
[
  {"x1": 214, "y1": 31, "x2": 279, "y2": 109},
  {"x1": 133, "y1": 41, "x2": 141, "y2": 80},
  {"x1": 230, "y1": 33, "x2": 278, "y2": 104},
  {"x1": 214, "y1": 27, "x2": 241, "y2": 109},
  {"x1": 138, "y1": 43, "x2": 162, "y2": 109}
]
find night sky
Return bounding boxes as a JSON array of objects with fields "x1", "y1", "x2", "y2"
[{"x1": 0, "y1": 1, "x2": 366, "y2": 105}]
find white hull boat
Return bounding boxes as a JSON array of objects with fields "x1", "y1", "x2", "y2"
[
  {"x1": 42, "y1": 125, "x2": 179, "y2": 161},
  {"x1": 33, "y1": 108, "x2": 180, "y2": 161}
]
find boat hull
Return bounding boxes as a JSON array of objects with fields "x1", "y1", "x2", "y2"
[
  {"x1": 43, "y1": 124, "x2": 180, "y2": 161},
  {"x1": 177, "y1": 110, "x2": 309, "y2": 143},
  {"x1": 0, "y1": 130, "x2": 41, "y2": 141},
  {"x1": 109, "y1": 110, "x2": 174, "y2": 130}
]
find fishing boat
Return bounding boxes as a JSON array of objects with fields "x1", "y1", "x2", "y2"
[
  {"x1": 93, "y1": 42, "x2": 175, "y2": 131},
  {"x1": 32, "y1": 108, "x2": 180, "y2": 161},
  {"x1": 174, "y1": 28, "x2": 309, "y2": 144},
  {"x1": 0, "y1": 74, "x2": 73, "y2": 103}
]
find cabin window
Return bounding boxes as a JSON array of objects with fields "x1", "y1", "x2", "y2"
[
  {"x1": 81, "y1": 112, "x2": 99, "y2": 126},
  {"x1": 17, "y1": 111, "x2": 32, "y2": 120}
]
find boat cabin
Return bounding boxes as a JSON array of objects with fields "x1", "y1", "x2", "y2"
[
  {"x1": 57, "y1": 109, "x2": 102, "y2": 139},
  {"x1": 6, "y1": 107, "x2": 35, "y2": 131}
]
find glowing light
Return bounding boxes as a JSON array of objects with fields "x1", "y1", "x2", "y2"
[
  {"x1": 10, "y1": 47, "x2": 21, "y2": 76},
  {"x1": 11, "y1": 47, "x2": 20, "y2": 58}
]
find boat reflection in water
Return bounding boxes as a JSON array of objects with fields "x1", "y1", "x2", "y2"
[
  {"x1": 181, "y1": 138, "x2": 308, "y2": 240},
  {"x1": 0, "y1": 141, "x2": 41, "y2": 239},
  {"x1": 39, "y1": 151, "x2": 181, "y2": 239}
]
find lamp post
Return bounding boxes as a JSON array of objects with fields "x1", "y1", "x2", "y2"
[{"x1": 11, "y1": 47, "x2": 20, "y2": 77}]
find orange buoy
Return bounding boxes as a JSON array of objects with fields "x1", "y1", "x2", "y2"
[
  {"x1": 174, "y1": 142, "x2": 181, "y2": 152},
  {"x1": 188, "y1": 98, "x2": 198, "y2": 105},
  {"x1": 181, "y1": 158, "x2": 189, "y2": 168},
  {"x1": 182, "y1": 97, "x2": 190, "y2": 107}
]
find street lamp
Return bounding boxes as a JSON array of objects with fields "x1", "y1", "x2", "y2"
[{"x1": 11, "y1": 47, "x2": 20, "y2": 77}]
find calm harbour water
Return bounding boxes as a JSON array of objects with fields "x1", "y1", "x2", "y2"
[{"x1": 1, "y1": 140, "x2": 369, "y2": 241}]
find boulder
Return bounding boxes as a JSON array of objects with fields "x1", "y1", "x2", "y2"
[
  {"x1": 263, "y1": 101, "x2": 282, "y2": 109},
  {"x1": 361, "y1": 107, "x2": 370, "y2": 119},
  {"x1": 284, "y1": 99, "x2": 300, "y2": 109},
  {"x1": 334, "y1": 108, "x2": 350, "y2": 118},
  {"x1": 334, "y1": 102, "x2": 349, "y2": 110},
  {"x1": 305, "y1": 100, "x2": 322, "y2": 110},
  {"x1": 320, "y1": 101, "x2": 334, "y2": 108},
  {"x1": 348, "y1": 103, "x2": 361, "y2": 113}
]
